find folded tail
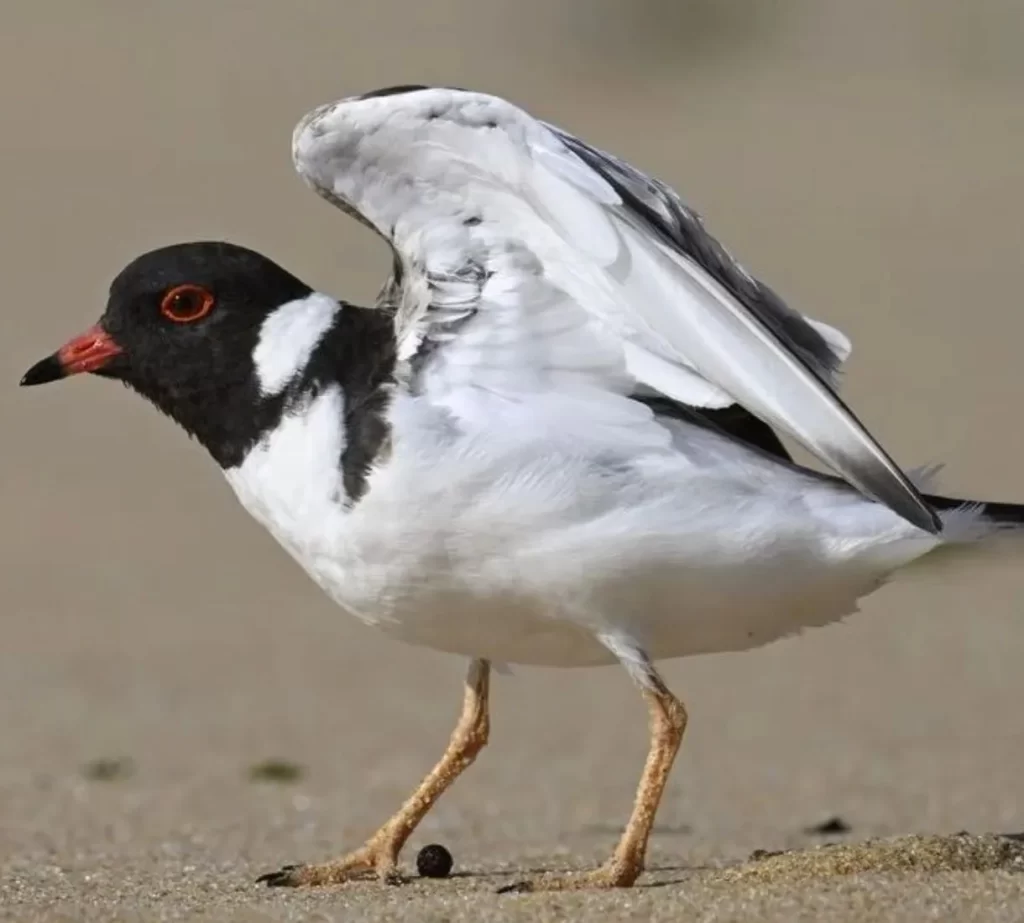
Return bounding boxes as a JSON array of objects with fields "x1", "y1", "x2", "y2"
[
  {"x1": 898, "y1": 492, "x2": 1024, "y2": 576},
  {"x1": 925, "y1": 493, "x2": 1024, "y2": 530},
  {"x1": 681, "y1": 400, "x2": 1024, "y2": 540}
]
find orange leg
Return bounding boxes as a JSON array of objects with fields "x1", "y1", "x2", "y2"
[
  {"x1": 258, "y1": 658, "x2": 490, "y2": 887},
  {"x1": 501, "y1": 665, "x2": 687, "y2": 891}
]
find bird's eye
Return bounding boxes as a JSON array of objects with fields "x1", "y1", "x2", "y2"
[{"x1": 159, "y1": 284, "x2": 215, "y2": 323}]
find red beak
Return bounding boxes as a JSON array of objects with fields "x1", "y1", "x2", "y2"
[{"x1": 21, "y1": 324, "x2": 123, "y2": 386}]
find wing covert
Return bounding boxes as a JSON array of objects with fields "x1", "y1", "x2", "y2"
[{"x1": 292, "y1": 86, "x2": 939, "y2": 534}]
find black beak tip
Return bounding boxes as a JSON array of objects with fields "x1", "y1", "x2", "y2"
[{"x1": 20, "y1": 354, "x2": 65, "y2": 387}]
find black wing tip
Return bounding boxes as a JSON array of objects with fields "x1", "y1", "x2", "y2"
[
  {"x1": 356, "y1": 85, "x2": 481, "y2": 102},
  {"x1": 875, "y1": 484, "x2": 942, "y2": 534},
  {"x1": 557, "y1": 130, "x2": 845, "y2": 379},
  {"x1": 916, "y1": 504, "x2": 944, "y2": 535},
  {"x1": 357, "y1": 84, "x2": 431, "y2": 100}
]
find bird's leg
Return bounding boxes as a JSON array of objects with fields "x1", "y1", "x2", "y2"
[
  {"x1": 258, "y1": 658, "x2": 490, "y2": 887},
  {"x1": 501, "y1": 654, "x2": 687, "y2": 892}
]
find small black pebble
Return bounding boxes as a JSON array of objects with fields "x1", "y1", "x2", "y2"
[
  {"x1": 416, "y1": 843, "x2": 453, "y2": 879},
  {"x1": 804, "y1": 815, "x2": 852, "y2": 836}
]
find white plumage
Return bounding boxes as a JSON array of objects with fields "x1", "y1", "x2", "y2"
[
  {"x1": 207, "y1": 86, "x2": 1020, "y2": 673},
  {"x1": 291, "y1": 86, "x2": 938, "y2": 534},
  {"x1": 227, "y1": 378, "x2": 952, "y2": 669},
  {"x1": 252, "y1": 293, "x2": 340, "y2": 396},
  {"x1": 28, "y1": 83, "x2": 1021, "y2": 891}
]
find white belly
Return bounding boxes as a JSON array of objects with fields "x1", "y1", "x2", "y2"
[
  {"x1": 224, "y1": 392, "x2": 941, "y2": 667},
  {"x1": 311, "y1": 556, "x2": 890, "y2": 667}
]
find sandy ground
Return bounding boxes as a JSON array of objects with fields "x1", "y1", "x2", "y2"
[{"x1": 3, "y1": 2, "x2": 1024, "y2": 920}]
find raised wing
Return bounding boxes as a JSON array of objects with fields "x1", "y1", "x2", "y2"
[{"x1": 292, "y1": 85, "x2": 940, "y2": 534}]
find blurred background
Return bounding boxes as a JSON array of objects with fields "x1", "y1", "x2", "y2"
[{"x1": 2, "y1": 0, "x2": 1024, "y2": 892}]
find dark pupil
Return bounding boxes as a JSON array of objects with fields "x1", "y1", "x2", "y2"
[{"x1": 173, "y1": 291, "x2": 198, "y2": 314}]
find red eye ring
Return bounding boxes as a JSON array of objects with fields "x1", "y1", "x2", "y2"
[{"x1": 160, "y1": 284, "x2": 215, "y2": 323}]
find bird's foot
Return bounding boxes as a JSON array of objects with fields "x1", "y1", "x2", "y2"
[
  {"x1": 257, "y1": 836, "x2": 403, "y2": 888},
  {"x1": 497, "y1": 858, "x2": 642, "y2": 893}
]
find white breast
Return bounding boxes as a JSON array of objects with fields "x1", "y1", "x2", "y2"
[
  {"x1": 221, "y1": 390, "x2": 944, "y2": 669},
  {"x1": 224, "y1": 387, "x2": 349, "y2": 564}
]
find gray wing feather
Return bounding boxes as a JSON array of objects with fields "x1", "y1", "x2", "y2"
[
  {"x1": 292, "y1": 87, "x2": 941, "y2": 536},
  {"x1": 550, "y1": 127, "x2": 843, "y2": 384}
]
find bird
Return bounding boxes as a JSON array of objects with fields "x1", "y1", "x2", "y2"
[{"x1": 20, "y1": 85, "x2": 1024, "y2": 892}]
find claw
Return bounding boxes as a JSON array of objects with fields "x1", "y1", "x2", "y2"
[
  {"x1": 494, "y1": 862, "x2": 641, "y2": 892},
  {"x1": 256, "y1": 864, "x2": 304, "y2": 888},
  {"x1": 254, "y1": 854, "x2": 400, "y2": 888},
  {"x1": 496, "y1": 880, "x2": 534, "y2": 894}
]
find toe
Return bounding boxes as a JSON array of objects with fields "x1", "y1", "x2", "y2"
[
  {"x1": 256, "y1": 864, "x2": 304, "y2": 887},
  {"x1": 255, "y1": 852, "x2": 401, "y2": 888},
  {"x1": 496, "y1": 880, "x2": 534, "y2": 894},
  {"x1": 495, "y1": 864, "x2": 640, "y2": 892}
]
